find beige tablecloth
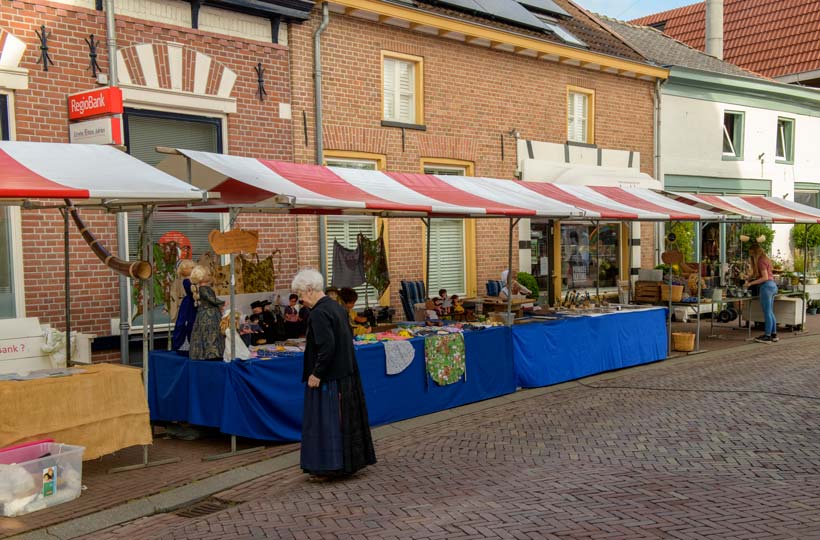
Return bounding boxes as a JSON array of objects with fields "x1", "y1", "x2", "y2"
[{"x1": 0, "y1": 364, "x2": 152, "y2": 460}]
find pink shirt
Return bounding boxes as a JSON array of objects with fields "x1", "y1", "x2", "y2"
[{"x1": 757, "y1": 257, "x2": 774, "y2": 282}]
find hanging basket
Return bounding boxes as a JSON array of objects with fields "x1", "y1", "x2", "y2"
[
  {"x1": 660, "y1": 284, "x2": 684, "y2": 302},
  {"x1": 672, "y1": 332, "x2": 695, "y2": 352}
]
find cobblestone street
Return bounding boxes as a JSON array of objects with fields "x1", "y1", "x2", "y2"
[{"x1": 80, "y1": 335, "x2": 820, "y2": 540}]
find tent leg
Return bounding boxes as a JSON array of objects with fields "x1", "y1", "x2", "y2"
[
  {"x1": 425, "y1": 218, "x2": 431, "y2": 298},
  {"x1": 595, "y1": 220, "x2": 600, "y2": 303},
  {"x1": 627, "y1": 222, "x2": 634, "y2": 304},
  {"x1": 110, "y1": 205, "x2": 180, "y2": 474},
  {"x1": 203, "y1": 435, "x2": 264, "y2": 462},
  {"x1": 505, "y1": 218, "x2": 519, "y2": 324},
  {"x1": 800, "y1": 224, "x2": 810, "y2": 333},
  {"x1": 62, "y1": 207, "x2": 72, "y2": 366}
]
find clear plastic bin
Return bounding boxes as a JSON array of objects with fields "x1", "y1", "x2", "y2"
[{"x1": 0, "y1": 441, "x2": 84, "y2": 517}]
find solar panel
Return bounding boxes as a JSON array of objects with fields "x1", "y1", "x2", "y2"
[
  {"x1": 541, "y1": 19, "x2": 587, "y2": 47},
  {"x1": 472, "y1": 0, "x2": 548, "y2": 31},
  {"x1": 435, "y1": 0, "x2": 487, "y2": 14},
  {"x1": 515, "y1": 0, "x2": 570, "y2": 18}
]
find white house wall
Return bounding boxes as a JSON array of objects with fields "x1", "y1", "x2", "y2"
[{"x1": 661, "y1": 92, "x2": 820, "y2": 258}]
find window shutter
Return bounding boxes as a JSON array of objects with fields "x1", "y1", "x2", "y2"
[
  {"x1": 383, "y1": 58, "x2": 396, "y2": 120},
  {"x1": 326, "y1": 217, "x2": 378, "y2": 307},
  {"x1": 567, "y1": 92, "x2": 587, "y2": 143},
  {"x1": 397, "y1": 60, "x2": 415, "y2": 123},
  {"x1": 429, "y1": 219, "x2": 465, "y2": 295},
  {"x1": 126, "y1": 114, "x2": 219, "y2": 166}
]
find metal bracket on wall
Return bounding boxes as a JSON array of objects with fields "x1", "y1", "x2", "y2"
[
  {"x1": 255, "y1": 63, "x2": 267, "y2": 102},
  {"x1": 85, "y1": 34, "x2": 102, "y2": 78},
  {"x1": 401, "y1": 128, "x2": 406, "y2": 152},
  {"x1": 35, "y1": 25, "x2": 54, "y2": 72}
]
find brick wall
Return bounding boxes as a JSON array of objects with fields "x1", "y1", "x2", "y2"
[
  {"x1": 288, "y1": 9, "x2": 656, "y2": 307},
  {"x1": 2, "y1": 0, "x2": 294, "y2": 358}
]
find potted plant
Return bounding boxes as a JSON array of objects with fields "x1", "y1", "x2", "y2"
[{"x1": 808, "y1": 299, "x2": 820, "y2": 315}]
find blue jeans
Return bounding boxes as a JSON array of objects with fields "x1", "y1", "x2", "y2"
[{"x1": 759, "y1": 280, "x2": 778, "y2": 336}]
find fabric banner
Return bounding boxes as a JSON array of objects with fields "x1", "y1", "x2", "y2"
[
  {"x1": 384, "y1": 340, "x2": 415, "y2": 375},
  {"x1": 424, "y1": 333, "x2": 466, "y2": 386},
  {"x1": 358, "y1": 223, "x2": 390, "y2": 298},
  {"x1": 331, "y1": 240, "x2": 365, "y2": 289}
]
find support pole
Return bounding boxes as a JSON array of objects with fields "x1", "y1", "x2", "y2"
[
  {"x1": 110, "y1": 205, "x2": 180, "y2": 473},
  {"x1": 63, "y1": 207, "x2": 72, "y2": 366},
  {"x1": 425, "y1": 217, "x2": 431, "y2": 298},
  {"x1": 695, "y1": 221, "x2": 702, "y2": 352},
  {"x1": 802, "y1": 224, "x2": 809, "y2": 332},
  {"x1": 627, "y1": 221, "x2": 634, "y2": 304},
  {"x1": 666, "y1": 221, "x2": 672, "y2": 356},
  {"x1": 595, "y1": 220, "x2": 600, "y2": 303},
  {"x1": 505, "y1": 218, "x2": 519, "y2": 325}
]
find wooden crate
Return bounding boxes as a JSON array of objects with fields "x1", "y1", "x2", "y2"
[{"x1": 634, "y1": 281, "x2": 660, "y2": 303}]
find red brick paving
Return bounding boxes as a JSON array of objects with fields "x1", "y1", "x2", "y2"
[{"x1": 77, "y1": 332, "x2": 820, "y2": 540}]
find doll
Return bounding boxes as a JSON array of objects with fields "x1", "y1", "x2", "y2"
[
  {"x1": 451, "y1": 294, "x2": 465, "y2": 315},
  {"x1": 221, "y1": 310, "x2": 251, "y2": 362},
  {"x1": 189, "y1": 265, "x2": 226, "y2": 361},
  {"x1": 171, "y1": 259, "x2": 197, "y2": 354}
]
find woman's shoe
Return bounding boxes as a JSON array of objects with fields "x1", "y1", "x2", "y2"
[{"x1": 755, "y1": 335, "x2": 773, "y2": 343}]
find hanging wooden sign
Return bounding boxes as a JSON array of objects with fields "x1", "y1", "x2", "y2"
[{"x1": 208, "y1": 229, "x2": 259, "y2": 255}]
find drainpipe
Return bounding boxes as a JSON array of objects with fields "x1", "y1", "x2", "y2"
[
  {"x1": 653, "y1": 78, "x2": 663, "y2": 267},
  {"x1": 104, "y1": 0, "x2": 130, "y2": 364},
  {"x1": 313, "y1": 2, "x2": 329, "y2": 166}
]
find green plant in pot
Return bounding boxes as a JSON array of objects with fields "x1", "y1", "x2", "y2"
[
  {"x1": 809, "y1": 299, "x2": 820, "y2": 314},
  {"x1": 516, "y1": 272, "x2": 539, "y2": 299}
]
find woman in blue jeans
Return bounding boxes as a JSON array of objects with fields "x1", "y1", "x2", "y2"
[{"x1": 745, "y1": 244, "x2": 779, "y2": 343}]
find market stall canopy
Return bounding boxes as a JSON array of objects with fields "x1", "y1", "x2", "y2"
[
  {"x1": 158, "y1": 149, "x2": 585, "y2": 218},
  {"x1": 668, "y1": 193, "x2": 820, "y2": 224},
  {"x1": 0, "y1": 142, "x2": 209, "y2": 206},
  {"x1": 522, "y1": 183, "x2": 724, "y2": 221}
]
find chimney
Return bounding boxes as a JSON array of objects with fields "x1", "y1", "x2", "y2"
[{"x1": 705, "y1": 0, "x2": 724, "y2": 60}]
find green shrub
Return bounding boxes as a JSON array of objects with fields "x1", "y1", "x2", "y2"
[
  {"x1": 516, "y1": 272, "x2": 539, "y2": 299},
  {"x1": 740, "y1": 223, "x2": 774, "y2": 252}
]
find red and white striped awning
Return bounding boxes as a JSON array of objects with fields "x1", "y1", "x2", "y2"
[
  {"x1": 0, "y1": 142, "x2": 208, "y2": 204},
  {"x1": 669, "y1": 193, "x2": 820, "y2": 224},
  {"x1": 159, "y1": 150, "x2": 723, "y2": 221}
]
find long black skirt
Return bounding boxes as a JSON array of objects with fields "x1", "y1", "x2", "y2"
[{"x1": 300, "y1": 373, "x2": 377, "y2": 476}]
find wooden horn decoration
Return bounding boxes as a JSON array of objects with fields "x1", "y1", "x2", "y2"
[{"x1": 65, "y1": 200, "x2": 153, "y2": 280}]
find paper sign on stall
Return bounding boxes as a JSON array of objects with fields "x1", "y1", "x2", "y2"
[{"x1": 208, "y1": 229, "x2": 259, "y2": 255}]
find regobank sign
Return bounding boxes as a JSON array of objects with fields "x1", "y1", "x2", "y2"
[{"x1": 67, "y1": 87, "x2": 123, "y2": 120}]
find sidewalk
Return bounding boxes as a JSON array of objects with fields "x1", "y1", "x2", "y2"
[{"x1": 5, "y1": 314, "x2": 820, "y2": 539}]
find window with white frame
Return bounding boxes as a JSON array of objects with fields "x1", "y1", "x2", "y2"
[
  {"x1": 776, "y1": 117, "x2": 795, "y2": 163},
  {"x1": 722, "y1": 111, "x2": 744, "y2": 159},
  {"x1": 383, "y1": 54, "x2": 421, "y2": 125},
  {"x1": 324, "y1": 156, "x2": 381, "y2": 307},
  {"x1": 124, "y1": 109, "x2": 223, "y2": 327},
  {"x1": 0, "y1": 94, "x2": 16, "y2": 318},
  {"x1": 567, "y1": 89, "x2": 592, "y2": 144},
  {"x1": 424, "y1": 163, "x2": 468, "y2": 295}
]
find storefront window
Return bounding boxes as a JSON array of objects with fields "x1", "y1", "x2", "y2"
[
  {"x1": 560, "y1": 222, "x2": 620, "y2": 289},
  {"x1": 0, "y1": 94, "x2": 15, "y2": 318},
  {"x1": 124, "y1": 110, "x2": 222, "y2": 327}
]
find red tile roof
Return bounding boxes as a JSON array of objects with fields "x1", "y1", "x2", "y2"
[{"x1": 631, "y1": 0, "x2": 820, "y2": 80}]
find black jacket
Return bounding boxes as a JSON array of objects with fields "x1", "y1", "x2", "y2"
[{"x1": 302, "y1": 296, "x2": 358, "y2": 382}]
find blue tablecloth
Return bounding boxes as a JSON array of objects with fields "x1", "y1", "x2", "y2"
[
  {"x1": 512, "y1": 308, "x2": 668, "y2": 388},
  {"x1": 149, "y1": 327, "x2": 515, "y2": 442}
]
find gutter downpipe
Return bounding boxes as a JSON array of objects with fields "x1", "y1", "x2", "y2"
[
  {"x1": 105, "y1": 0, "x2": 130, "y2": 365},
  {"x1": 654, "y1": 78, "x2": 663, "y2": 268},
  {"x1": 315, "y1": 3, "x2": 330, "y2": 279}
]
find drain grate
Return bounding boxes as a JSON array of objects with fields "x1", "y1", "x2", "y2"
[{"x1": 173, "y1": 497, "x2": 234, "y2": 518}]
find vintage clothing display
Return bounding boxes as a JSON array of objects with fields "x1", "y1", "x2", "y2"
[
  {"x1": 331, "y1": 240, "x2": 365, "y2": 289},
  {"x1": 171, "y1": 278, "x2": 196, "y2": 353},
  {"x1": 238, "y1": 252, "x2": 279, "y2": 294},
  {"x1": 301, "y1": 296, "x2": 376, "y2": 475},
  {"x1": 357, "y1": 225, "x2": 390, "y2": 298},
  {"x1": 189, "y1": 285, "x2": 226, "y2": 360},
  {"x1": 424, "y1": 333, "x2": 466, "y2": 386}
]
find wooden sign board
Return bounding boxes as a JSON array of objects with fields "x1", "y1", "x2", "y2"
[{"x1": 209, "y1": 229, "x2": 259, "y2": 255}]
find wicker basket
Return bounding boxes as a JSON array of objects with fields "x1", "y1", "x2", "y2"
[
  {"x1": 672, "y1": 332, "x2": 695, "y2": 352},
  {"x1": 660, "y1": 284, "x2": 684, "y2": 302}
]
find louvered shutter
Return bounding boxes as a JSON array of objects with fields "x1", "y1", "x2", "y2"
[
  {"x1": 383, "y1": 58, "x2": 396, "y2": 121},
  {"x1": 567, "y1": 92, "x2": 588, "y2": 143},
  {"x1": 397, "y1": 60, "x2": 415, "y2": 124},
  {"x1": 429, "y1": 219, "x2": 465, "y2": 295},
  {"x1": 326, "y1": 217, "x2": 378, "y2": 307}
]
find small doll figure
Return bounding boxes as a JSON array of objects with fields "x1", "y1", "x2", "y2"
[
  {"x1": 189, "y1": 265, "x2": 226, "y2": 361},
  {"x1": 171, "y1": 259, "x2": 197, "y2": 355},
  {"x1": 221, "y1": 310, "x2": 251, "y2": 362},
  {"x1": 451, "y1": 294, "x2": 465, "y2": 315},
  {"x1": 438, "y1": 289, "x2": 452, "y2": 314},
  {"x1": 284, "y1": 293, "x2": 301, "y2": 339}
]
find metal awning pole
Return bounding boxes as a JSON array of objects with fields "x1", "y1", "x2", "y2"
[
  {"x1": 802, "y1": 224, "x2": 809, "y2": 332},
  {"x1": 506, "y1": 218, "x2": 519, "y2": 324},
  {"x1": 63, "y1": 207, "x2": 71, "y2": 366},
  {"x1": 595, "y1": 220, "x2": 600, "y2": 303},
  {"x1": 696, "y1": 220, "x2": 702, "y2": 352},
  {"x1": 628, "y1": 221, "x2": 634, "y2": 304},
  {"x1": 425, "y1": 217, "x2": 431, "y2": 298},
  {"x1": 667, "y1": 221, "x2": 672, "y2": 356}
]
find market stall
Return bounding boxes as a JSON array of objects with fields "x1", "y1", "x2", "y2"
[
  {"x1": 143, "y1": 151, "x2": 733, "y2": 440},
  {"x1": 0, "y1": 141, "x2": 209, "y2": 463}
]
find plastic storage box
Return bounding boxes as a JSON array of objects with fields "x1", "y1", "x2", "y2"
[{"x1": 0, "y1": 440, "x2": 84, "y2": 517}]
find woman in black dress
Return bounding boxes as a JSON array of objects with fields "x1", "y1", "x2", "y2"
[{"x1": 291, "y1": 269, "x2": 376, "y2": 477}]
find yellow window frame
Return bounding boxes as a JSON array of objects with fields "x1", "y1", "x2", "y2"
[
  {"x1": 381, "y1": 51, "x2": 424, "y2": 125},
  {"x1": 566, "y1": 85, "x2": 595, "y2": 145},
  {"x1": 420, "y1": 158, "x2": 476, "y2": 297}
]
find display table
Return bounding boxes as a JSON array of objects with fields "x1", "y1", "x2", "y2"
[
  {"x1": 149, "y1": 327, "x2": 516, "y2": 442},
  {"x1": 0, "y1": 364, "x2": 152, "y2": 460},
  {"x1": 512, "y1": 308, "x2": 668, "y2": 388},
  {"x1": 748, "y1": 296, "x2": 806, "y2": 328}
]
